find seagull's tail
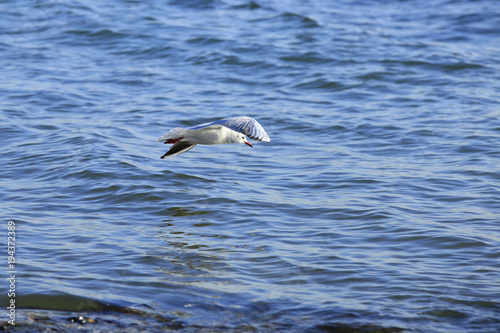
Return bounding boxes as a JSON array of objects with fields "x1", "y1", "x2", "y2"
[{"x1": 156, "y1": 127, "x2": 187, "y2": 143}]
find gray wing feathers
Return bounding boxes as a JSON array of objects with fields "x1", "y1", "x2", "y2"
[{"x1": 192, "y1": 116, "x2": 270, "y2": 142}]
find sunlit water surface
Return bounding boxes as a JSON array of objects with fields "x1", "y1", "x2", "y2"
[{"x1": 1, "y1": 0, "x2": 500, "y2": 332}]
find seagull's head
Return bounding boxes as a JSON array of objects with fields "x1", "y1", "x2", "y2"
[{"x1": 239, "y1": 134, "x2": 253, "y2": 148}]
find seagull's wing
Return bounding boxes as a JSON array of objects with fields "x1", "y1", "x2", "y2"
[
  {"x1": 161, "y1": 141, "x2": 197, "y2": 158},
  {"x1": 188, "y1": 116, "x2": 271, "y2": 142}
]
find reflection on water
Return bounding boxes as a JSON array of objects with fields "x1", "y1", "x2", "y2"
[{"x1": 167, "y1": 207, "x2": 211, "y2": 217}]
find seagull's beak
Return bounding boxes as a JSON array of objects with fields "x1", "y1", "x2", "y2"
[{"x1": 245, "y1": 141, "x2": 253, "y2": 148}]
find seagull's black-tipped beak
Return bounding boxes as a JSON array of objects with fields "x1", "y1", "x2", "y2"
[{"x1": 245, "y1": 141, "x2": 253, "y2": 148}]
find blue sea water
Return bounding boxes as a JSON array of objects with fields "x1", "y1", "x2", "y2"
[{"x1": 1, "y1": 0, "x2": 500, "y2": 332}]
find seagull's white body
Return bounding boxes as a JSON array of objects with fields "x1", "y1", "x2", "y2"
[{"x1": 157, "y1": 116, "x2": 270, "y2": 158}]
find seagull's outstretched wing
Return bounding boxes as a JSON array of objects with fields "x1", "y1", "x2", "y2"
[
  {"x1": 187, "y1": 116, "x2": 271, "y2": 142},
  {"x1": 161, "y1": 141, "x2": 197, "y2": 158}
]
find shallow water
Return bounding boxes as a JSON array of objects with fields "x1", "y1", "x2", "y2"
[{"x1": 1, "y1": 0, "x2": 500, "y2": 332}]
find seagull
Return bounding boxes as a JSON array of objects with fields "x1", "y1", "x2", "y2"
[{"x1": 157, "y1": 116, "x2": 270, "y2": 158}]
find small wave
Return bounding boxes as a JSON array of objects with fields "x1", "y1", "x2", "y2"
[
  {"x1": 293, "y1": 78, "x2": 345, "y2": 91},
  {"x1": 252, "y1": 12, "x2": 320, "y2": 29},
  {"x1": 280, "y1": 51, "x2": 333, "y2": 64},
  {"x1": 65, "y1": 28, "x2": 128, "y2": 40}
]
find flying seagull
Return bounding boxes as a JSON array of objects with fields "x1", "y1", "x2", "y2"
[{"x1": 157, "y1": 116, "x2": 270, "y2": 158}]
